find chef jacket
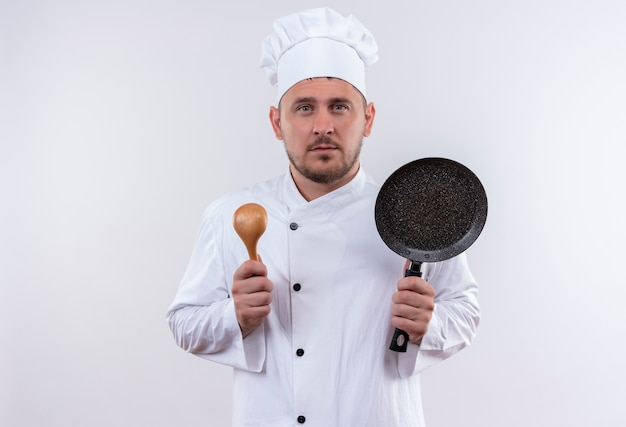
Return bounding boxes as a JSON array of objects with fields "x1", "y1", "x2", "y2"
[{"x1": 167, "y1": 168, "x2": 480, "y2": 427}]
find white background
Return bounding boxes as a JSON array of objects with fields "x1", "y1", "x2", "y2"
[{"x1": 2, "y1": 0, "x2": 625, "y2": 426}]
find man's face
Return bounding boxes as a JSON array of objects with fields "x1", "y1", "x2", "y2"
[{"x1": 270, "y1": 78, "x2": 375, "y2": 192}]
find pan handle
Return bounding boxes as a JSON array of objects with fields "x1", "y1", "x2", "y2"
[{"x1": 389, "y1": 260, "x2": 422, "y2": 352}]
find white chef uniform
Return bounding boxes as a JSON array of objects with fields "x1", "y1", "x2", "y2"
[{"x1": 167, "y1": 168, "x2": 480, "y2": 426}]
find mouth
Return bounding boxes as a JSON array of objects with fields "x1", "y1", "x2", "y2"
[
  {"x1": 308, "y1": 137, "x2": 340, "y2": 153},
  {"x1": 310, "y1": 145, "x2": 338, "y2": 153}
]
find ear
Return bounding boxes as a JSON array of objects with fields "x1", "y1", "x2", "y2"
[
  {"x1": 269, "y1": 106, "x2": 282, "y2": 140},
  {"x1": 363, "y1": 102, "x2": 376, "y2": 137}
]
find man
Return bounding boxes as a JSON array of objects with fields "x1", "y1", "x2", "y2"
[{"x1": 167, "y1": 7, "x2": 479, "y2": 426}]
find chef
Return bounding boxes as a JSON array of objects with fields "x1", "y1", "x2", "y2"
[{"x1": 167, "y1": 7, "x2": 480, "y2": 427}]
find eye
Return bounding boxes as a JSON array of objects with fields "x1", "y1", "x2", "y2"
[
  {"x1": 297, "y1": 105, "x2": 312, "y2": 112},
  {"x1": 332, "y1": 104, "x2": 348, "y2": 111}
]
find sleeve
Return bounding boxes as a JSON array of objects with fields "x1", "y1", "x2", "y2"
[
  {"x1": 397, "y1": 252, "x2": 480, "y2": 378},
  {"x1": 165, "y1": 201, "x2": 266, "y2": 372}
]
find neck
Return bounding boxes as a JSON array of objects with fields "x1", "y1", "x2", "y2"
[{"x1": 290, "y1": 165, "x2": 360, "y2": 201}]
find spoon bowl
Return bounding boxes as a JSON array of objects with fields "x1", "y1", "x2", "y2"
[{"x1": 233, "y1": 203, "x2": 268, "y2": 260}]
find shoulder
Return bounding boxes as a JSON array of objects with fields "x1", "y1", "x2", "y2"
[{"x1": 358, "y1": 168, "x2": 384, "y2": 200}]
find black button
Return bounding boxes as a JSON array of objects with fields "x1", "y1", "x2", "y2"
[
  {"x1": 297, "y1": 415, "x2": 306, "y2": 424},
  {"x1": 296, "y1": 348, "x2": 304, "y2": 357},
  {"x1": 293, "y1": 283, "x2": 301, "y2": 292},
  {"x1": 289, "y1": 222, "x2": 298, "y2": 230}
]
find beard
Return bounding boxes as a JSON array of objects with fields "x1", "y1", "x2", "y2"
[{"x1": 285, "y1": 136, "x2": 363, "y2": 185}]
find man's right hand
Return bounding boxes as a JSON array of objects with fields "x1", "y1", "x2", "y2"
[{"x1": 232, "y1": 259, "x2": 274, "y2": 338}]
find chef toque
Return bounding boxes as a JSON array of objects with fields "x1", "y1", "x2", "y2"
[{"x1": 260, "y1": 7, "x2": 379, "y2": 102}]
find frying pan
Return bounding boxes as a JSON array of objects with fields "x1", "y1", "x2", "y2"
[{"x1": 375, "y1": 157, "x2": 488, "y2": 352}]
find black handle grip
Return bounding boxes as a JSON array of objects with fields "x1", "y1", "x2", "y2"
[{"x1": 389, "y1": 260, "x2": 422, "y2": 352}]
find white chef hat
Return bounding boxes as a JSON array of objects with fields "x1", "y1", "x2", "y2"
[{"x1": 260, "y1": 7, "x2": 379, "y2": 102}]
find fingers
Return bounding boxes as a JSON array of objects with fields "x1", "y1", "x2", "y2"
[
  {"x1": 395, "y1": 276, "x2": 435, "y2": 296},
  {"x1": 232, "y1": 260, "x2": 273, "y2": 300},
  {"x1": 233, "y1": 281, "x2": 273, "y2": 307},
  {"x1": 232, "y1": 274, "x2": 273, "y2": 296},
  {"x1": 390, "y1": 302, "x2": 433, "y2": 326},
  {"x1": 233, "y1": 259, "x2": 268, "y2": 281},
  {"x1": 393, "y1": 277, "x2": 435, "y2": 309}
]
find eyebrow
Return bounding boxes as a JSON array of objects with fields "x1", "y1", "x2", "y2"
[
  {"x1": 292, "y1": 97, "x2": 316, "y2": 105},
  {"x1": 291, "y1": 97, "x2": 354, "y2": 106}
]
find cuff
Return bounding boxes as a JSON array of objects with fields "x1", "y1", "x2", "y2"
[
  {"x1": 397, "y1": 310, "x2": 442, "y2": 378},
  {"x1": 223, "y1": 299, "x2": 266, "y2": 372}
]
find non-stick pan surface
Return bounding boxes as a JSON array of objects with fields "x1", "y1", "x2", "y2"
[
  {"x1": 375, "y1": 157, "x2": 487, "y2": 264},
  {"x1": 375, "y1": 157, "x2": 487, "y2": 352}
]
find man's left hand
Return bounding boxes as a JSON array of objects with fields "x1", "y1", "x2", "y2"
[{"x1": 391, "y1": 276, "x2": 435, "y2": 345}]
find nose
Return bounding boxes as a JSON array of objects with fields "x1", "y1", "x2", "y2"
[{"x1": 312, "y1": 111, "x2": 334, "y2": 135}]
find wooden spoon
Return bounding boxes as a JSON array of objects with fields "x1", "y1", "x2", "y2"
[{"x1": 233, "y1": 203, "x2": 268, "y2": 261}]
